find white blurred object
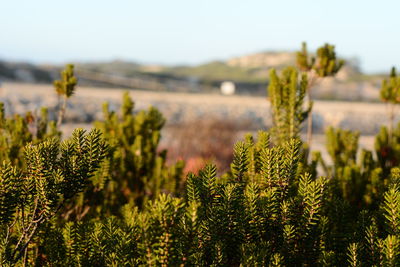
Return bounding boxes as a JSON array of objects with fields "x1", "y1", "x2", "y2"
[{"x1": 220, "y1": 81, "x2": 235, "y2": 95}]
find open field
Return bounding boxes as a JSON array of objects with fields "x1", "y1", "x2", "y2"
[
  {"x1": 0, "y1": 82, "x2": 388, "y2": 162},
  {"x1": 0, "y1": 82, "x2": 391, "y2": 132}
]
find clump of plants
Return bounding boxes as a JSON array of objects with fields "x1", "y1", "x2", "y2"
[
  {"x1": 0, "y1": 43, "x2": 400, "y2": 266},
  {"x1": 296, "y1": 42, "x2": 344, "y2": 147}
]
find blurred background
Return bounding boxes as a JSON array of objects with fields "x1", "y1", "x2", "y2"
[{"x1": 1, "y1": 0, "x2": 399, "y2": 172}]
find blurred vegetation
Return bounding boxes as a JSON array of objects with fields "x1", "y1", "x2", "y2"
[{"x1": 1, "y1": 43, "x2": 400, "y2": 266}]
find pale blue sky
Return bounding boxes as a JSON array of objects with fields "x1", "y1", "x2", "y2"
[{"x1": 1, "y1": 0, "x2": 398, "y2": 73}]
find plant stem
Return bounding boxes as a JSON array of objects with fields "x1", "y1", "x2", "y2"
[
  {"x1": 388, "y1": 103, "x2": 395, "y2": 142},
  {"x1": 306, "y1": 89, "x2": 313, "y2": 147},
  {"x1": 306, "y1": 71, "x2": 317, "y2": 151},
  {"x1": 57, "y1": 95, "x2": 67, "y2": 127}
]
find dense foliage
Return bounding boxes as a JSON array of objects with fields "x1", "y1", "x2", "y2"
[{"x1": 0, "y1": 43, "x2": 399, "y2": 266}]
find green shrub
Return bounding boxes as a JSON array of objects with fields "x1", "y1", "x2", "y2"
[
  {"x1": 296, "y1": 42, "x2": 344, "y2": 146},
  {"x1": 35, "y1": 133, "x2": 400, "y2": 266},
  {"x1": 0, "y1": 103, "x2": 60, "y2": 168},
  {"x1": 1, "y1": 46, "x2": 400, "y2": 266},
  {"x1": 0, "y1": 129, "x2": 107, "y2": 265},
  {"x1": 64, "y1": 92, "x2": 185, "y2": 219}
]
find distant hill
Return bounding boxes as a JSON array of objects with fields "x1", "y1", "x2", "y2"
[
  {"x1": 160, "y1": 61, "x2": 265, "y2": 83},
  {"x1": 157, "y1": 51, "x2": 300, "y2": 83},
  {"x1": 0, "y1": 51, "x2": 366, "y2": 97},
  {"x1": 0, "y1": 61, "x2": 54, "y2": 83},
  {"x1": 76, "y1": 60, "x2": 142, "y2": 76},
  {"x1": 148, "y1": 51, "x2": 360, "y2": 83},
  {"x1": 227, "y1": 51, "x2": 296, "y2": 68}
]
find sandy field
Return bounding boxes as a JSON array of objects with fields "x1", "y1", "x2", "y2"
[{"x1": 0, "y1": 82, "x2": 391, "y2": 160}]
